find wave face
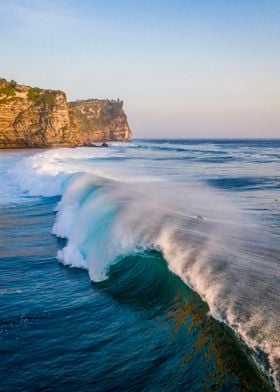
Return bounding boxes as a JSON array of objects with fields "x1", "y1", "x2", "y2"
[{"x1": 9, "y1": 139, "x2": 280, "y2": 389}]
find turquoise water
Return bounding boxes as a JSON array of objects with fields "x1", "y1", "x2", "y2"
[{"x1": 0, "y1": 140, "x2": 279, "y2": 391}]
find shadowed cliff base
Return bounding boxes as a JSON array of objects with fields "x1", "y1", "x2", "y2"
[{"x1": 0, "y1": 78, "x2": 132, "y2": 148}]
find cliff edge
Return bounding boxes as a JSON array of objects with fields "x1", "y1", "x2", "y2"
[
  {"x1": 0, "y1": 78, "x2": 132, "y2": 148},
  {"x1": 69, "y1": 99, "x2": 131, "y2": 143}
]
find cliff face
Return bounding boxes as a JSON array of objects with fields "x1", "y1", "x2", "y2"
[
  {"x1": 69, "y1": 99, "x2": 131, "y2": 143},
  {"x1": 0, "y1": 79, "x2": 73, "y2": 148},
  {"x1": 0, "y1": 78, "x2": 132, "y2": 148}
]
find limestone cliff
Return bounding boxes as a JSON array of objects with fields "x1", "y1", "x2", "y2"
[
  {"x1": 0, "y1": 79, "x2": 73, "y2": 148},
  {"x1": 0, "y1": 78, "x2": 132, "y2": 148},
  {"x1": 69, "y1": 99, "x2": 131, "y2": 143}
]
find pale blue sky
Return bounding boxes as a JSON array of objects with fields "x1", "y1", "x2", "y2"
[{"x1": 0, "y1": 0, "x2": 279, "y2": 138}]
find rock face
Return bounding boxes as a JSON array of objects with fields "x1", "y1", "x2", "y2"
[
  {"x1": 69, "y1": 99, "x2": 131, "y2": 143},
  {"x1": 0, "y1": 78, "x2": 132, "y2": 148}
]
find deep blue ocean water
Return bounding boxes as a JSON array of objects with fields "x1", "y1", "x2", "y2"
[{"x1": 0, "y1": 139, "x2": 279, "y2": 391}]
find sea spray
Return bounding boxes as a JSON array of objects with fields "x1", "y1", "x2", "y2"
[{"x1": 10, "y1": 145, "x2": 280, "y2": 389}]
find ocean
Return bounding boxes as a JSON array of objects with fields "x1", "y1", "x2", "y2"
[{"x1": 0, "y1": 139, "x2": 279, "y2": 391}]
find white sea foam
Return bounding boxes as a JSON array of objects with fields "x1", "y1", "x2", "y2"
[
  {"x1": 53, "y1": 172, "x2": 280, "y2": 388},
  {"x1": 9, "y1": 146, "x2": 280, "y2": 389}
]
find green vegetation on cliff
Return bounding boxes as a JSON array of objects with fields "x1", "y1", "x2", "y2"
[
  {"x1": 28, "y1": 88, "x2": 64, "y2": 108},
  {"x1": 0, "y1": 79, "x2": 16, "y2": 97},
  {"x1": 0, "y1": 77, "x2": 132, "y2": 148}
]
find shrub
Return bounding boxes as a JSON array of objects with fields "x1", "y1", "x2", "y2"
[
  {"x1": 27, "y1": 87, "x2": 41, "y2": 100},
  {"x1": 9, "y1": 79, "x2": 17, "y2": 88},
  {"x1": 0, "y1": 86, "x2": 16, "y2": 97}
]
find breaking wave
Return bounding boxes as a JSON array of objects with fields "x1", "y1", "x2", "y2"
[{"x1": 11, "y1": 149, "x2": 280, "y2": 389}]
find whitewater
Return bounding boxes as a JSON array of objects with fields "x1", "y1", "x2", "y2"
[{"x1": 1, "y1": 139, "x2": 279, "y2": 391}]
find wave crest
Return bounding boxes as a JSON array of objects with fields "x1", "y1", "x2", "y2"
[{"x1": 11, "y1": 151, "x2": 280, "y2": 389}]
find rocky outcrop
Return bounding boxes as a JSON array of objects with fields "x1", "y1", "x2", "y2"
[
  {"x1": 0, "y1": 78, "x2": 132, "y2": 148},
  {"x1": 0, "y1": 79, "x2": 73, "y2": 148},
  {"x1": 69, "y1": 99, "x2": 132, "y2": 143}
]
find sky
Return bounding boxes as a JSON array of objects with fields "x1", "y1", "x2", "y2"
[{"x1": 0, "y1": 0, "x2": 279, "y2": 138}]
